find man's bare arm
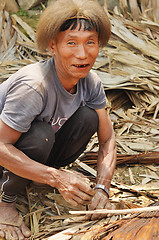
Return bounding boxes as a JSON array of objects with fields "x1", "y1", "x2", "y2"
[
  {"x1": 96, "y1": 108, "x2": 116, "y2": 190},
  {"x1": 0, "y1": 119, "x2": 94, "y2": 205},
  {"x1": 86, "y1": 108, "x2": 116, "y2": 220}
]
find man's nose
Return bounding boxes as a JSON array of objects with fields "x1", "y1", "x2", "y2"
[{"x1": 76, "y1": 45, "x2": 88, "y2": 59}]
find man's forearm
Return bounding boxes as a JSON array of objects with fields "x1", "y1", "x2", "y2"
[
  {"x1": 96, "y1": 135, "x2": 116, "y2": 190},
  {"x1": 0, "y1": 142, "x2": 59, "y2": 187}
]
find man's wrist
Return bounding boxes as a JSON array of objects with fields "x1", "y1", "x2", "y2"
[
  {"x1": 94, "y1": 184, "x2": 110, "y2": 198},
  {"x1": 46, "y1": 167, "x2": 59, "y2": 188}
]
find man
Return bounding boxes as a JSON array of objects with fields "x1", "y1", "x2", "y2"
[{"x1": 0, "y1": 0, "x2": 116, "y2": 239}]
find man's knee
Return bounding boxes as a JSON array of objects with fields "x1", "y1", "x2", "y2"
[
  {"x1": 15, "y1": 121, "x2": 55, "y2": 164},
  {"x1": 77, "y1": 106, "x2": 99, "y2": 133}
]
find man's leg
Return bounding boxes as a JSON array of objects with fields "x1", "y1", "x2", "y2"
[
  {"x1": 0, "y1": 106, "x2": 98, "y2": 239},
  {"x1": 0, "y1": 121, "x2": 55, "y2": 239},
  {"x1": 0, "y1": 121, "x2": 55, "y2": 202},
  {"x1": 47, "y1": 106, "x2": 99, "y2": 168},
  {"x1": 0, "y1": 106, "x2": 98, "y2": 200}
]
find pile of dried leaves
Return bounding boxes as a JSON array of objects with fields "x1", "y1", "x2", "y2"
[
  {"x1": 0, "y1": 0, "x2": 159, "y2": 239},
  {"x1": 94, "y1": 0, "x2": 159, "y2": 156}
]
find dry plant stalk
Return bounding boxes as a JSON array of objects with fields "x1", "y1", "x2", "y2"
[
  {"x1": 69, "y1": 205, "x2": 159, "y2": 215},
  {"x1": 80, "y1": 201, "x2": 159, "y2": 240}
]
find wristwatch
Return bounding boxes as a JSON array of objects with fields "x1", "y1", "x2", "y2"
[{"x1": 94, "y1": 184, "x2": 110, "y2": 198}]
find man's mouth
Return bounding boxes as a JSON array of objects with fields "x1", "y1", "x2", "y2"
[{"x1": 73, "y1": 64, "x2": 89, "y2": 68}]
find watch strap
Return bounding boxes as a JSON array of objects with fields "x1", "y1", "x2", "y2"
[{"x1": 94, "y1": 184, "x2": 110, "y2": 198}]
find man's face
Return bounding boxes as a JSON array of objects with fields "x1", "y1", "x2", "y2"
[{"x1": 50, "y1": 24, "x2": 99, "y2": 83}]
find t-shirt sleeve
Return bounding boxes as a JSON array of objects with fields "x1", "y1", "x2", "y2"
[
  {"x1": 85, "y1": 71, "x2": 106, "y2": 109},
  {"x1": 0, "y1": 82, "x2": 44, "y2": 132}
]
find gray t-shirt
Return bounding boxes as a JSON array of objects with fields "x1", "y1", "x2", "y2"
[{"x1": 0, "y1": 57, "x2": 106, "y2": 133}]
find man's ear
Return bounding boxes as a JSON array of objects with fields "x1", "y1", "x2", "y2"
[{"x1": 49, "y1": 40, "x2": 55, "y2": 55}]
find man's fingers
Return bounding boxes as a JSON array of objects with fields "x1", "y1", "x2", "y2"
[
  {"x1": 73, "y1": 187, "x2": 94, "y2": 202},
  {"x1": 78, "y1": 181, "x2": 95, "y2": 197},
  {"x1": 105, "y1": 200, "x2": 113, "y2": 209},
  {"x1": 90, "y1": 198, "x2": 106, "y2": 220},
  {"x1": 105, "y1": 201, "x2": 115, "y2": 217},
  {"x1": 72, "y1": 194, "x2": 92, "y2": 206},
  {"x1": 85, "y1": 190, "x2": 112, "y2": 220},
  {"x1": 57, "y1": 169, "x2": 95, "y2": 207},
  {"x1": 63, "y1": 187, "x2": 93, "y2": 206},
  {"x1": 67, "y1": 170, "x2": 94, "y2": 194},
  {"x1": 85, "y1": 194, "x2": 100, "y2": 220},
  {"x1": 90, "y1": 200, "x2": 114, "y2": 220},
  {"x1": 58, "y1": 169, "x2": 94, "y2": 197},
  {"x1": 65, "y1": 195, "x2": 78, "y2": 207}
]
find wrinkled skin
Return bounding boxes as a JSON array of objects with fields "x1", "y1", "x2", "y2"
[
  {"x1": 0, "y1": 201, "x2": 31, "y2": 240},
  {"x1": 85, "y1": 189, "x2": 115, "y2": 220},
  {"x1": 49, "y1": 23, "x2": 99, "y2": 91},
  {"x1": 54, "y1": 169, "x2": 95, "y2": 206}
]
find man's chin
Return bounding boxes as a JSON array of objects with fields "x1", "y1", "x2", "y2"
[{"x1": 72, "y1": 70, "x2": 90, "y2": 79}]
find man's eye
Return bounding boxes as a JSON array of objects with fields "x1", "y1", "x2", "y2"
[
  {"x1": 87, "y1": 41, "x2": 95, "y2": 45},
  {"x1": 67, "y1": 41, "x2": 76, "y2": 45}
]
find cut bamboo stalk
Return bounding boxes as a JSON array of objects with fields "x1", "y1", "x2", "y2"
[{"x1": 70, "y1": 205, "x2": 159, "y2": 215}]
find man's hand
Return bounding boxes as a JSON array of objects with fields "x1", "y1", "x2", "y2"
[
  {"x1": 85, "y1": 189, "x2": 113, "y2": 220},
  {"x1": 54, "y1": 169, "x2": 95, "y2": 206}
]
